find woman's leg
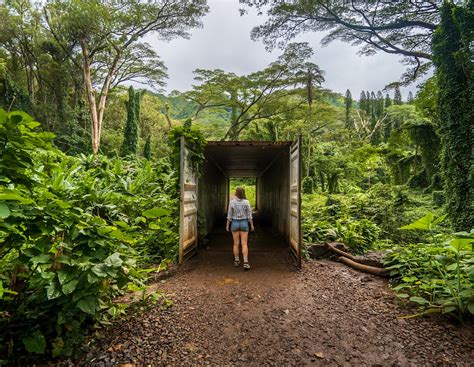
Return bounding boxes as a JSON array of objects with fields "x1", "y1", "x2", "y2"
[
  {"x1": 232, "y1": 231, "x2": 240, "y2": 259},
  {"x1": 240, "y1": 231, "x2": 248, "y2": 262}
]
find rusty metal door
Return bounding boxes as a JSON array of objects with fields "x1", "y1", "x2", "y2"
[
  {"x1": 179, "y1": 136, "x2": 198, "y2": 264},
  {"x1": 289, "y1": 135, "x2": 302, "y2": 268}
]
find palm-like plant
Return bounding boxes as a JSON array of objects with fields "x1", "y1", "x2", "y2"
[{"x1": 296, "y1": 62, "x2": 325, "y2": 175}]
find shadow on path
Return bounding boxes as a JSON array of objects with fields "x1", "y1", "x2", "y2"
[{"x1": 181, "y1": 225, "x2": 296, "y2": 281}]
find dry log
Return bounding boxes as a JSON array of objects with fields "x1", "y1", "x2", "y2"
[{"x1": 338, "y1": 256, "x2": 389, "y2": 277}]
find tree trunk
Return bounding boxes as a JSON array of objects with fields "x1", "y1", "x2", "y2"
[
  {"x1": 81, "y1": 41, "x2": 100, "y2": 154},
  {"x1": 318, "y1": 170, "x2": 325, "y2": 191}
]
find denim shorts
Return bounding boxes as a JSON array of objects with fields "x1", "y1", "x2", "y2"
[{"x1": 230, "y1": 219, "x2": 249, "y2": 232}]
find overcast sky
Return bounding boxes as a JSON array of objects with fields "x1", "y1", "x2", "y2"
[{"x1": 147, "y1": 0, "x2": 422, "y2": 100}]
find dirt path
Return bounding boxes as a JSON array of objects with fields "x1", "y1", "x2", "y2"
[{"x1": 86, "y1": 230, "x2": 473, "y2": 366}]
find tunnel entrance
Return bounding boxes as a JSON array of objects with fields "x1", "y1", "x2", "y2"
[{"x1": 178, "y1": 139, "x2": 302, "y2": 268}]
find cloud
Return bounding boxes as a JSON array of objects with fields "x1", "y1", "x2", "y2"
[{"x1": 145, "y1": 0, "x2": 423, "y2": 100}]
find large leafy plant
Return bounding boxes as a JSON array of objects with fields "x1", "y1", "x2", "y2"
[
  {"x1": 385, "y1": 213, "x2": 474, "y2": 320},
  {"x1": 0, "y1": 110, "x2": 179, "y2": 362}
]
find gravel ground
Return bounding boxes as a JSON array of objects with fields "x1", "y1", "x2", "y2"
[{"x1": 84, "y1": 229, "x2": 474, "y2": 366}]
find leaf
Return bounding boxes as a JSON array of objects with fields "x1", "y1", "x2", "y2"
[
  {"x1": 0, "y1": 191, "x2": 34, "y2": 203},
  {"x1": 449, "y1": 237, "x2": 474, "y2": 252},
  {"x1": 400, "y1": 213, "x2": 434, "y2": 231},
  {"x1": 52, "y1": 337, "x2": 64, "y2": 358},
  {"x1": 47, "y1": 281, "x2": 62, "y2": 300},
  {"x1": 62, "y1": 279, "x2": 79, "y2": 295},
  {"x1": 57, "y1": 269, "x2": 71, "y2": 285},
  {"x1": 104, "y1": 253, "x2": 123, "y2": 268},
  {"x1": 77, "y1": 296, "x2": 98, "y2": 315},
  {"x1": 442, "y1": 305, "x2": 457, "y2": 314},
  {"x1": 468, "y1": 302, "x2": 474, "y2": 315},
  {"x1": 432, "y1": 213, "x2": 447, "y2": 225},
  {"x1": 23, "y1": 330, "x2": 46, "y2": 354},
  {"x1": 0, "y1": 202, "x2": 10, "y2": 218},
  {"x1": 409, "y1": 296, "x2": 430, "y2": 305},
  {"x1": 91, "y1": 264, "x2": 107, "y2": 277},
  {"x1": 31, "y1": 254, "x2": 51, "y2": 266},
  {"x1": 142, "y1": 207, "x2": 170, "y2": 219}
]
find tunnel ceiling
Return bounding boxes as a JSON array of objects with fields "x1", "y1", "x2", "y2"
[{"x1": 205, "y1": 141, "x2": 292, "y2": 177}]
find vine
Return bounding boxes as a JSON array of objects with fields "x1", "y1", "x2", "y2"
[
  {"x1": 432, "y1": 2, "x2": 473, "y2": 230},
  {"x1": 168, "y1": 119, "x2": 207, "y2": 177}
]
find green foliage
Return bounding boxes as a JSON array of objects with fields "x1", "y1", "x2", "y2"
[
  {"x1": 385, "y1": 213, "x2": 474, "y2": 320},
  {"x1": 168, "y1": 124, "x2": 207, "y2": 175},
  {"x1": 399, "y1": 212, "x2": 447, "y2": 232},
  {"x1": 432, "y1": 2, "x2": 473, "y2": 231},
  {"x1": 302, "y1": 176, "x2": 314, "y2": 194},
  {"x1": 0, "y1": 110, "x2": 178, "y2": 361},
  {"x1": 335, "y1": 218, "x2": 380, "y2": 254},
  {"x1": 229, "y1": 178, "x2": 256, "y2": 208},
  {"x1": 302, "y1": 193, "x2": 380, "y2": 254}
]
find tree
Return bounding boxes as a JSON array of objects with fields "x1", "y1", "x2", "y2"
[
  {"x1": 432, "y1": 2, "x2": 473, "y2": 230},
  {"x1": 0, "y1": 1, "x2": 90, "y2": 154},
  {"x1": 393, "y1": 85, "x2": 402, "y2": 105},
  {"x1": 384, "y1": 93, "x2": 392, "y2": 109},
  {"x1": 384, "y1": 104, "x2": 440, "y2": 186},
  {"x1": 180, "y1": 69, "x2": 229, "y2": 120},
  {"x1": 44, "y1": 0, "x2": 208, "y2": 153},
  {"x1": 296, "y1": 61, "x2": 325, "y2": 119},
  {"x1": 359, "y1": 91, "x2": 367, "y2": 115},
  {"x1": 121, "y1": 86, "x2": 140, "y2": 156},
  {"x1": 143, "y1": 135, "x2": 151, "y2": 159},
  {"x1": 243, "y1": 0, "x2": 439, "y2": 82},
  {"x1": 344, "y1": 89, "x2": 352, "y2": 128},
  {"x1": 184, "y1": 43, "x2": 320, "y2": 140},
  {"x1": 407, "y1": 91, "x2": 414, "y2": 104},
  {"x1": 375, "y1": 91, "x2": 384, "y2": 118}
]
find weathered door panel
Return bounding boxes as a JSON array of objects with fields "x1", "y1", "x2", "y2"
[
  {"x1": 179, "y1": 136, "x2": 198, "y2": 264},
  {"x1": 289, "y1": 135, "x2": 302, "y2": 268}
]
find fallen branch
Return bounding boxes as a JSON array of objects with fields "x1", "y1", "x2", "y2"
[
  {"x1": 338, "y1": 256, "x2": 389, "y2": 277},
  {"x1": 325, "y1": 242, "x2": 356, "y2": 260}
]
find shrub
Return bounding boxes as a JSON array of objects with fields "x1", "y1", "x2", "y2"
[
  {"x1": 302, "y1": 176, "x2": 314, "y2": 194},
  {"x1": 0, "y1": 110, "x2": 178, "y2": 361},
  {"x1": 384, "y1": 213, "x2": 474, "y2": 320}
]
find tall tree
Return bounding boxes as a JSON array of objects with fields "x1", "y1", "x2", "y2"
[
  {"x1": 296, "y1": 61, "x2": 325, "y2": 119},
  {"x1": 344, "y1": 89, "x2": 352, "y2": 128},
  {"x1": 44, "y1": 0, "x2": 208, "y2": 153},
  {"x1": 375, "y1": 91, "x2": 384, "y2": 118},
  {"x1": 143, "y1": 135, "x2": 151, "y2": 159},
  {"x1": 243, "y1": 0, "x2": 440, "y2": 82},
  {"x1": 121, "y1": 86, "x2": 140, "y2": 156},
  {"x1": 384, "y1": 93, "x2": 392, "y2": 109},
  {"x1": 370, "y1": 91, "x2": 376, "y2": 116},
  {"x1": 393, "y1": 85, "x2": 402, "y2": 105},
  {"x1": 359, "y1": 91, "x2": 367, "y2": 114},
  {"x1": 407, "y1": 91, "x2": 414, "y2": 104},
  {"x1": 432, "y1": 2, "x2": 473, "y2": 230}
]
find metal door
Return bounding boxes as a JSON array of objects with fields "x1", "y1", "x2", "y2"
[
  {"x1": 179, "y1": 136, "x2": 198, "y2": 264},
  {"x1": 289, "y1": 135, "x2": 302, "y2": 268}
]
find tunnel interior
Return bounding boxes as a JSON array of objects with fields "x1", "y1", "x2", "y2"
[{"x1": 198, "y1": 141, "x2": 292, "y2": 244}]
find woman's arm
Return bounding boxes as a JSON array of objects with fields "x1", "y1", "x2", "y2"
[
  {"x1": 226, "y1": 201, "x2": 233, "y2": 232},
  {"x1": 247, "y1": 201, "x2": 254, "y2": 231}
]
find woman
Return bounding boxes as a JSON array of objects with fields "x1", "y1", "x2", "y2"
[{"x1": 226, "y1": 187, "x2": 254, "y2": 270}]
